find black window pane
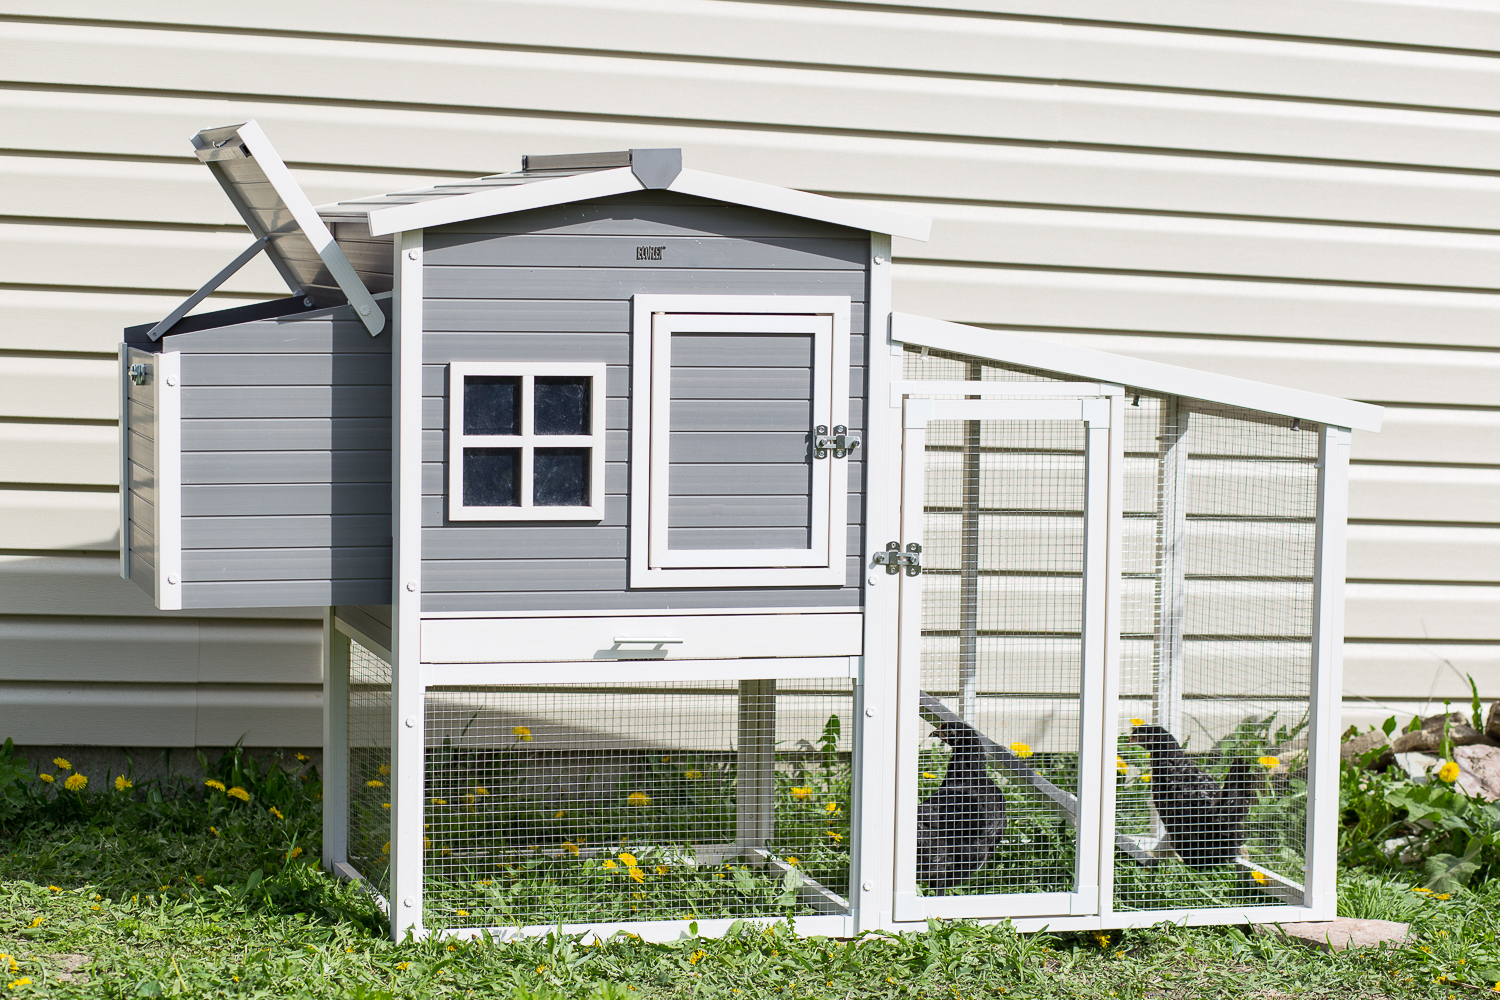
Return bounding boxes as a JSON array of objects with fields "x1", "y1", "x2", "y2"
[
  {"x1": 533, "y1": 448, "x2": 590, "y2": 506},
  {"x1": 463, "y1": 448, "x2": 519, "y2": 507},
  {"x1": 464, "y1": 376, "x2": 520, "y2": 435},
  {"x1": 534, "y1": 376, "x2": 590, "y2": 435}
]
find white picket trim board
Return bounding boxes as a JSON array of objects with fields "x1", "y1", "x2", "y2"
[
  {"x1": 153, "y1": 350, "x2": 183, "y2": 612},
  {"x1": 889, "y1": 902, "x2": 1323, "y2": 935},
  {"x1": 435, "y1": 912, "x2": 854, "y2": 945},
  {"x1": 363, "y1": 164, "x2": 930, "y2": 240},
  {"x1": 892, "y1": 312, "x2": 1383, "y2": 433},
  {"x1": 423, "y1": 656, "x2": 859, "y2": 687}
]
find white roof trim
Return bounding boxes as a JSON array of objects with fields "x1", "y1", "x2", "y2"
[
  {"x1": 363, "y1": 165, "x2": 931, "y2": 240},
  {"x1": 667, "y1": 168, "x2": 931, "y2": 241},
  {"x1": 225, "y1": 121, "x2": 385, "y2": 336},
  {"x1": 893, "y1": 313, "x2": 1383, "y2": 432},
  {"x1": 367, "y1": 167, "x2": 644, "y2": 237}
]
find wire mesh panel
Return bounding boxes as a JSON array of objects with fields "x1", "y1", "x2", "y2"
[
  {"x1": 420, "y1": 678, "x2": 853, "y2": 930},
  {"x1": 347, "y1": 641, "x2": 392, "y2": 893},
  {"x1": 912, "y1": 413, "x2": 1088, "y2": 900},
  {"x1": 1114, "y1": 397, "x2": 1316, "y2": 911}
]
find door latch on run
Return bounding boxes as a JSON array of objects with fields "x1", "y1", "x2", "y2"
[
  {"x1": 814, "y1": 424, "x2": 860, "y2": 459},
  {"x1": 872, "y1": 541, "x2": 922, "y2": 576}
]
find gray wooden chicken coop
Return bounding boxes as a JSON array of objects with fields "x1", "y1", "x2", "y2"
[{"x1": 120, "y1": 121, "x2": 1382, "y2": 942}]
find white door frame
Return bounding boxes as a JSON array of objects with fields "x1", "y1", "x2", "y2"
[{"x1": 890, "y1": 393, "x2": 1116, "y2": 923}]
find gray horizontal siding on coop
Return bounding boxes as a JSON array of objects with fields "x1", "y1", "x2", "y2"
[
  {"x1": 164, "y1": 306, "x2": 394, "y2": 608},
  {"x1": 408, "y1": 195, "x2": 869, "y2": 615}
]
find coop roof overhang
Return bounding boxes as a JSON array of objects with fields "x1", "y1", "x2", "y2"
[
  {"x1": 174, "y1": 120, "x2": 384, "y2": 338},
  {"x1": 332, "y1": 149, "x2": 931, "y2": 241},
  {"x1": 893, "y1": 312, "x2": 1384, "y2": 432}
]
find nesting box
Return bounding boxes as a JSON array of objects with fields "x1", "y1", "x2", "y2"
[{"x1": 121, "y1": 122, "x2": 1381, "y2": 942}]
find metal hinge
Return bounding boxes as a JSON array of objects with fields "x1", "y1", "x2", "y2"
[
  {"x1": 128, "y1": 363, "x2": 151, "y2": 386},
  {"x1": 872, "y1": 541, "x2": 922, "y2": 576},
  {"x1": 814, "y1": 424, "x2": 861, "y2": 459}
]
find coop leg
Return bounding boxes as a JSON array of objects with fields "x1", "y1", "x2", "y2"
[
  {"x1": 322, "y1": 611, "x2": 350, "y2": 871},
  {"x1": 737, "y1": 679, "x2": 777, "y2": 853},
  {"x1": 1152, "y1": 399, "x2": 1189, "y2": 847}
]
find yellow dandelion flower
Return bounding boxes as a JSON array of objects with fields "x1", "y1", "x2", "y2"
[
  {"x1": 690, "y1": 950, "x2": 706, "y2": 966},
  {"x1": 513, "y1": 726, "x2": 533, "y2": 741},
  {"x1": 53, "y1": 757, "x2": 71, "y2": 771},
  {"x1": 1258, "y1": 756, "x2": 1280, "y2": 770},
  {"x1": 365, "y1": 779, "x2": 384, "y2": 789},
  {"x1": 7, "y1": 978, "x2": 32, "y2": 989},
  {"x1": 288, "y1": 847, "x2": 303, "y2": 860},
  {"x1": 684, "y1": 770, "x2": 702, "y2": 780},
  {"x1": 603, "y1": 859, "x2": 618, "y2": 869},
  {"x1": 377, "y1": 764, "x2": 390, "y2": 776},
  {"x1": 827, "y1": 829, "x2": 843, "y2": 842},
  {"x1": 1140, "y1": 773, "x2": 1151, "y2": 783},
  {"x1": 618, "y1": 852, "x2": 638, "y2": 866},
  {"x1": 555, "y1": 809, "x2": 566, "y2": 818},
  {"x1": 1010, "y1": 743, "x2": 1033, "y2": 759},
  {"x1": 1130, "y1": 718, "x2": 1145, "y2": 727},
  {"x1": 1117, "y1": 757, "x2": 1128, "y2": 775},
  {"x1": 381, "y1": 802, "x2": 391, "y2": 810},
  {"x1": 295, "y1": 752, "x2": 309, "y2": 762},
  {"x1": 48, "y1": 885, "x2": 63, "y2": 892},
  {"x1": 205, "y1": 779, "x2": 226, "y2": 792},
  {"x1": 395, "y1": 962, "x2": 409, "y2": 971},
  {"x1": 627, "y1": 791, "x2": 651, "y2": 807},
  {"x1": 37, "y1": 774, "x2": 53, "y2": 784},
  {"x1": 656, "y1": 865, "x2": 668, "y2": 875},
  {"x1": 791, "y1": 786, "x2": 812, "y2": 800},
  {"x1": 227, "y1": 786, "x2": 249, "y2": 801},
  {"x1": 473, "y1": 786, "x2": 489, "y2": 796},
  {"x1": 786, "y1": 857, "x2": 801, "y2": 867},
  {"x1": 1252, "y1": 870, "x2": 1268, "y2": 885},
  {"x1": 922, "y1": 772, "x2": 937, "y2": 779},
  {"x1": 1438, "y1": 761, "x2": 1460, "y2": 784},
  {"x1": 1436, "y1": 892, "x2": 1451, "y2": 900},
  {"x1": 1094, "y1": 931, "x2": 1110, "y2": 948},
  {"x1": 0, "y1": 955, "x2": 15, "y2": 975},
  {"x1": 209, "y1": 826, "x2": 219, "y2": 837},
  {"x1": 381, "y1": 841, "x2": 391, "y2": 855},
  {"x1": 825, "y1": 801, "x2": 841, "y2": 814},
  {"x1": 28, "y1": 918, "x2": 41, "y2": 928},
  {"x1": 628, "y1": 866, "x2": 646, "y2": 883},
  {"x1": 64, "y1": 773, "x2": 87, "y2": 792},
  {"x1": 1413, "y1": 887, "x2": 1433, "y2": 894},
  {"x1": 478, "y1": 880, "x2": 493, "y2": 886},
  {"x1": 115, "y1": 775, "x2": 133, "y2": 792},
  {"x1": 887, "y1": 977, "x2": 897, "y2": 985},
  {"x1": 269, "y1": 806, "x2": 284, "y2": 820},
  {"x1": 456, "y1": 909, "x2": 468, "y2": 917},
  {"x1": 563, "y1": 841, "x2": 580, "y2": 857}
]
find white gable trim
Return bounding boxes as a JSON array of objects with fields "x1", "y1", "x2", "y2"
[
  {"x1": 364, "y1": 166, "x2": 930, "y2": 240},
  {"x1": 892, "y1": 312, "x2": 1383, "y2": 432},
  {"x1": 667, "y1": 169, "x2": 931, "y2": 241},
  {"x1": 366, "y1": 167, "x2": 644, "y2": 237}
]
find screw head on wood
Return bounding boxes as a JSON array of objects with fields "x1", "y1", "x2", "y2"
[
  {"x1": 407, "y1": 249, "x2": 419, "y2": 260},
  {"x1": 862, "y1": 881, "x2": 873, "y2": 892}
]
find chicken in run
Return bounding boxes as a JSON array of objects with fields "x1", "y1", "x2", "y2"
[
  {"x1": 916, "y1": 720, "x2": 1007, "y2": 894},
  {"x1": 1129, "y1": 723, "x2": 1260, "y2": 871}
]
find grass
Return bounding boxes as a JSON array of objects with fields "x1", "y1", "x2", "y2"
[{"x1": 2, "y1": 744, "x2": 1500, "y2": 997}]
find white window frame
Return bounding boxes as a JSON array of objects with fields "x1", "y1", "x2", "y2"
[
  {"x1": 629, "y1": 294, "x2": 852, "y2": 589},
  {"x1": 446, "y1": 361, "x2": 607, "y2": 521}
]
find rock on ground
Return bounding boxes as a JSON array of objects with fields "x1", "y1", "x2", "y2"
[
  {"x1": 1487, "y1": 701, "x2": 1500, "y2": 743},
  {"x1": 1390, "y1": 712, "x2": 1482, "y2": 754},
  {"x1": 1341, "y1": 730, "x2": 1389, "y2": 763},
  {"x1": 1393, "y1": 751, "x2": 1439, "y2": 783},
  {"x1": 1253, "y1": 918, "x2": 1412, "y2": 952},
  {"x1": 1454, "y1": 744, "x2": 1500, "y2": 801}
]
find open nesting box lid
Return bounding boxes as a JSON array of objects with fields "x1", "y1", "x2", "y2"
[{"x1": 142, "y1": 121, "x2": 386, "y2": 341}]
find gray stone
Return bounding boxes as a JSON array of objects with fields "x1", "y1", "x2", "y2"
[
  {"x1": 1391, "y1": 713, "x2": 1482, "y2": 754},
  {"x1": 1487, "y1": 701, "x2": 1500, "y2": 743},
  {"x1": 1341, "y1": 730, "x2": 1390, "y2": 763},
  {"x1": 1254, "y1": 918, "x2": 1412, "y2": 952},
  {"x1": 1453, "y1": 744, "x2": 1500, "y2": 802},
  {"x1": 1394, "y1": 751, "x2": 1440, "y2": 784}
]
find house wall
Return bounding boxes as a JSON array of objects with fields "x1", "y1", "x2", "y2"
[
  {"x1": 416, "y1": 194, "x2": 867, "y2": 614},
  {"x1": 1, "y1": 0, "x2": 1496, "y2": 747}
]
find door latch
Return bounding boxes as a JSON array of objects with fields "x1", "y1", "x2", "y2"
[
  {"x1": 814, "y1": 424, "x2": 861, "y2": 459},
  {"x1": 128, "y1": 363, "x2": 151, "y2": 386},
  {"x1": 872, "y1": 541, "x2": 922, "y2": 576}
]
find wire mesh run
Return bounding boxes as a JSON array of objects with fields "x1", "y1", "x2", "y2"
[
  {"x1": 1114, "y1": 396, "x2": 1315, "y2": 911},
  {"x1": 347, "y1": 640, "x2": 392, "y2": 894},
  {"x1": 421, "y1": 679, "x2": 854, "y2": 930},
  {"x1": 916, "y1": 414, "x2": 1086, "y2": 898}
]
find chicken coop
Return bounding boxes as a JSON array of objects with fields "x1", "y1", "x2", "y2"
[{"x1": 119, "y1": 121, "x2": 1381, "y2": 942}]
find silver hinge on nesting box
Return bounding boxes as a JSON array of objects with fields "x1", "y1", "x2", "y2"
[
  {"x1": 872, "y1": 541, "x2": 922, "y2": 576},
  {"x1": 129, "y1": 363, "x2": 152, "y2": 386},
  {"x1": 814, "y1": 424, "x2": 861, "y2": 459}
]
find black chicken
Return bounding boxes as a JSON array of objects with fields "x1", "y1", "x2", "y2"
[
  {"x1": 917, "y1": 720, "x2": 1007, "y2": 893},
  {"x1": 1129, "y1": 724, "x2": 1258, "y2": 871}
]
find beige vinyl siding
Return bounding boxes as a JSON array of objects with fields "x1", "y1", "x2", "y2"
[{"x1": 0, "y1": 0, "x2": 1495, "y2": 745}]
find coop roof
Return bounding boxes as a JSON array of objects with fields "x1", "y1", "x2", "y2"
[{"x1": 315, "y1": 148, "x2": 932, "y2": 241}]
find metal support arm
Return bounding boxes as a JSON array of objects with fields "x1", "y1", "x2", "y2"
[{"x1": 145, "y1": 236, "x2": 281, "y2": 341}]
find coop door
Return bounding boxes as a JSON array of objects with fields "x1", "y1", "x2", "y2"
[
  {"x1": 629, "y1": 295, "x2": 853, "y2": 589},
  {"x1": 892, "y1": 396, "x2": 1111, "y2": 921}
]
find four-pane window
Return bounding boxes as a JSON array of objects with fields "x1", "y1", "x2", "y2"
[{"x1": 447, "y1": 363, "x2": 607, "y2": 521}]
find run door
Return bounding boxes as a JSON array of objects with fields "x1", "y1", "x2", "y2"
[{"x1": 891, "y1": 394, "x2": 1114, "y2": 921}]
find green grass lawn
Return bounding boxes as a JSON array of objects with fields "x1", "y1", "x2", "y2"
[{"x1": 1, "y1": 742, "x2": 1498, "y2": 998}]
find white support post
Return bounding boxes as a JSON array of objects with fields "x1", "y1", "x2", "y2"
[
  {"x1": 1098, "y1": 393, "x2": 1125, "y2": 918},
  {"x1": 736, "y1": 679, "x2": 777, "y2": 851},
  {"x1": 1153, "y1": 397, "x2": 1187, "y2": 741},
  {"x1": 854, "y1": 233, "x2": 898, "y2": 933},
  {"x1": 1071, "y1": 403, "x2": 1111, "y2": 914},
  {"x1": 323, "y1": 610, "x2": 350, "y2": 871},
  {"x1": 958, "y1": 361, "x2": 982, "y2": 723},
  {"x1": 390, "y1": 230, "x2": 426, "y2": 941},
  {"x1": 118, "y1": 344, "x2": 131, "y2": 581},
  {"x1": 1305, "y1": 424, "x2": 1351, "y2": 919}
]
